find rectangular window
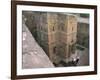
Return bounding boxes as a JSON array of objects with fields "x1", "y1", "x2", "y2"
[{"x1": 53, "y1": 46, "x2": 56, "y2": 53}]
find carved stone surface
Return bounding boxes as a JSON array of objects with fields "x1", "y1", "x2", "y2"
[{"x1": 22, "y1": 18, "x2": 54, "y2": 69}]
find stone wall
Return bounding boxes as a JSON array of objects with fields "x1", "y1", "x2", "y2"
[
  {"x1": 22, "y1": 15, "x2": 54, "y2": 68},
  {"x1": 77, "y1": 23, "x2": 89, "y2": 48}
]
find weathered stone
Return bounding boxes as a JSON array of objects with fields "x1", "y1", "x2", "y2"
[{"x1": 22, "y1": 16, "x2": 54, "y2": 69}]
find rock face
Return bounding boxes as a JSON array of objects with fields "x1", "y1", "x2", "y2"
[
  {"x1": 22, "y1": 17, "x2": 54, "y2": 69},
  {"x1": 23, "y1": 12, "x2": 77, "y2": 64}
]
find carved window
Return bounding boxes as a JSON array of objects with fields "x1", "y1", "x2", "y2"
[
  {"x1": 72, "y1": 27, "x2": 73, "y2": 31},
  {"x1": 53, "y1": 46, "x2": 56, "y2": 53},
  {"x1": 53, "y1": 26, "x2": 55, "y2": 31}
]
